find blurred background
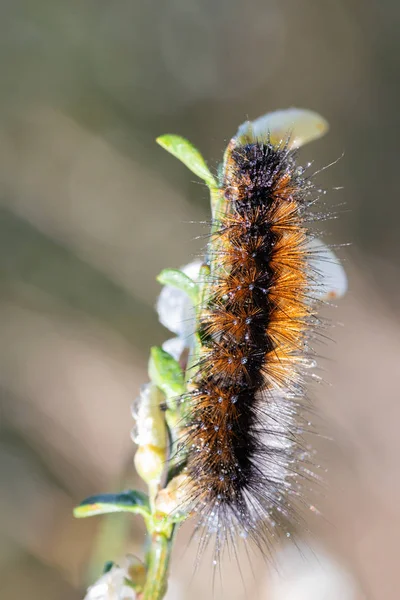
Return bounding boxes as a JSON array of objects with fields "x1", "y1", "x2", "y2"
[{"x1": 0, "y1": 1, "x2": 399, "y2": 599}]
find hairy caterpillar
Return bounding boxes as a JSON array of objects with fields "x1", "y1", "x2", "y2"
[
  {"x1": 76, "y1": 110, "x2": 347, "y2": 600},
  {"x1": 157, "y1": 109, "x2": 347, "y2": 557}
]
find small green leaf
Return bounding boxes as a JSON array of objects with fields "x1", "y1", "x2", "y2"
[
  {"x1": 149, "y1": 346, "x2": 185, "y2": 406},
  {"x1": 157, "y1": 268, "x2": 199, "y2": 305},
  {"x1": 73, "y1": 490, "x2": 150, "y2": 520},
  {"x1": 156, "y1": 134, "x2": 217, "y2": 188},
  {"x1": 103, "y1": 561, "x2": 115, "y2": 574}
]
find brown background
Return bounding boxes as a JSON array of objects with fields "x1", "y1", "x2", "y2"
[{"x1": 0, "y1": 1, "x2": 399, "y2": 598}]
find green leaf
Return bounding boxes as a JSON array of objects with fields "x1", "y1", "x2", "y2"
[
  {"x1": 149, "y1": 346, "x2": 185, "y2": 406},
  {"x1": 157, "y1": 268, "x2": 199, "y2": 305},
  {"x1": 103, "y1": 561, "x2": 115, "y2": 574},
  {"x1": 73, "y1": 490, "x2": 150, "y2": 520},
  {"x1": 156, "y1": 135, "x2": 217, "y2": 188}
]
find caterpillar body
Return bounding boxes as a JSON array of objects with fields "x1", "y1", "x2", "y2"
[
  {"x1": 156, "y1": 109, "x2": 346, "y2": 556},
  {"x1": 183, "y1": 136, "x2": 325, "y2": 551}
]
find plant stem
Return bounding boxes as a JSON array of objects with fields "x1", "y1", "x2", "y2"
[{"x1": 142, "y1": 529, "x2": 174, "y2": 600}]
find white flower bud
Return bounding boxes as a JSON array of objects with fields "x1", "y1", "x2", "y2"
[
  {"x1": 131, "y1": 383, "x2": 167, "y2": 485},
  {"x1": 308, "y1": 238, "x2": 347, "y2": 301},
  {"x1": 131, "y1": 383, "x2": 167, "y2": 449},
  {"x1": 155, "y1": 474, "x2": 189, "y2": 517},
  {"x1": 235, "y1": 108, "x2": 329, "y2": 148},
  {"x1": 134, "y1": 444, "x2": 166, "y2": 485},
  {"x1": 83, "y1": 566, "x2": 136, "y2": 600}
]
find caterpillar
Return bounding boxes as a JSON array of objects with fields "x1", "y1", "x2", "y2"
[{"x1": 157, "y1": 109, "x2": 346, "y2": 557}]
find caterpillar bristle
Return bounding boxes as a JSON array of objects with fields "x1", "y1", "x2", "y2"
[{"x1": 173, "y1": 134, "x2": 337, "y2": 559}]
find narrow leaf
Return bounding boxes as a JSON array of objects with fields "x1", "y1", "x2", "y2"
[
  {"x1": 74, "y1": 490, "x2": 150, "y2": 519},
  {"x1": 157, "y1": 268, "x2": 199, "y2": 306},
  {"x1": 149, "y1": 346, "x2": 185, "y2": 406},
  {"x1": 156, "y1": 134, "x2": 217, "y2": 188}
]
